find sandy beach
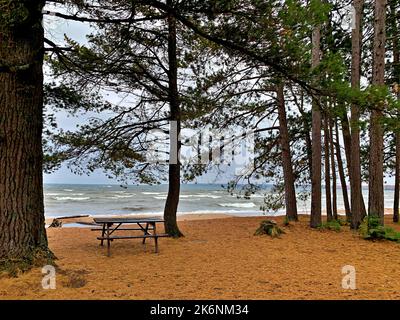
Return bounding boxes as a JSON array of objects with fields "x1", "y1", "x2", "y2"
[{"x1": 1, "y1": 214, "x2": 400, "y2": 300}]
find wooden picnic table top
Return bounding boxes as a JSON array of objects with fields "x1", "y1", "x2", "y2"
[{"x1": 93, "y1": 217, "x2": 165, "y2": 224}]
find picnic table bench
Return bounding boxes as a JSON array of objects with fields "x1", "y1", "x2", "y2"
[{"x1": 92, "y1": 217, "x2": 169, "y2": 256}]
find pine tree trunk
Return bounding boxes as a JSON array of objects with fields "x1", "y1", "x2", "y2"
[
  {"x1": 350, "y1": 0, "x2": 365, "y2": 229},
  {"x1": 329, "y1": 116, "x2": 338, "y2": 220},
  {"x1": 340, "y1": 114, "x2": 352, "y2": 170},
  {"x1": 277, "y1": 83, "x2": 298, "y2": 221},
  {"x1": 297, "y1": 90, "x2": 313, "y2": 175},
  {"x1": 324, "y1": 113, "x2": 333, "y2": 221},
  {"x1": 341, "y1": 113, "x2": 368, "y2": 221},
  {"x1": 369, "y1": 0, "x2": 386, "y2": 224},
  {"x1": 310, "y1": 25, "x2": 322, "y2": 228},
  {"x1": 394, "y1": 133, "x2": 400, "y2": 223},
  {"x1": 164, "y1": 5, "x2": 183, "y2": 237},
  {"x1": 0, "y1": 0, "x2": 53, "y2": 271},
  {"x1": 391, "y1": 0, "x2": 399, "y2": 223},
  {"x1": 335, "y1": 121, "x2": 352, "y2": 221}
]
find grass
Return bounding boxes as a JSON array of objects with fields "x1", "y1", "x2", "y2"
[
  {"x1": 359, "y1": 215, "x2": 400, "y2": 242},
  {"x1": 317, "y1": 220, "x2": 342, "y2": 232}
]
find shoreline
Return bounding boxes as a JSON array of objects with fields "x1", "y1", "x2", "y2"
[{"x1": 45, "y1": 208, "x2": 398, "y2": 227}]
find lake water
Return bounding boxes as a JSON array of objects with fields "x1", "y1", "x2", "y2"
[{"x1": 44, "y1": 183, "x2": 397, "y2": 218}]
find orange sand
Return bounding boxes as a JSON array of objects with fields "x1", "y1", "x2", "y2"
[{"x1": 2, "y1": 214, "x2": 400, "y2": 300}]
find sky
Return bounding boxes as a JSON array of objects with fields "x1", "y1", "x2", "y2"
[
  {"x1": 42, "y1": 6, "x2": 255, "y2": 185},
  {"x1": 41, "y1": 4, "x2": 396, "y2": 186}
]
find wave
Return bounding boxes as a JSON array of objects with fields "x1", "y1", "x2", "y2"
[
  {"x1": 57, "y1": 193, "x2": 85, "y2": 196},
  {"x1": 121, "y1": 206, "x2": 146, "y2": 211},
  {"x1": 108, "y1": 194, "x2": 135, "y2": 199},
  {"x1": 153, "y1": 193, "x2": 223, "y2": 200},
  {"x1": 63, "y1": 189, "x2": 74, "y2": 192},
  {"x1": 194, "y1": 194, "x2": 222, "y2": 199},
  {"x1": 218, "y1": 202, "x2": 256, "y2": 208},
  {"x1": 249, "y1": 194, "x2": 266, "y2": 198},
  {"x1": 52, "y1": 196, "x2": 91, "y2": 201},
  {"x1": 142, "y1": 192, "x2": 165, "y2": 195},
  {"x1": 178, "y1": 194, "x2": 222, "y2": 199},
  {"x1": 153, "y1": 196, "x2": 167, "y2": 200}
]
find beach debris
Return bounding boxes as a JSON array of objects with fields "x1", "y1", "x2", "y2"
[
  {"x1": 49, "y1": 219, "x2": 63, "y2": 228},
  {"x1": 53, "y1": 214, "x2": 90, "y2": 220},
  {"x1": 254, "y1": 220, "x2": 285, "y2": 238},
  {"x1": 48, "y1": 215, "x2": 92, "y2": 228}
]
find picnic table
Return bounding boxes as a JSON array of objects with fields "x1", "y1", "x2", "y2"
[{"x1": 92, "y1": 217, "x2": 169, "y2": 256}]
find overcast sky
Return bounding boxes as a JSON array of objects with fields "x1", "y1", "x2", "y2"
[
  {"x1": 42, "y1": 5, "x2": 395, "y2": 186},
  {"x1": 42, "y1": 7, "x2": 254, "y2": 185}
]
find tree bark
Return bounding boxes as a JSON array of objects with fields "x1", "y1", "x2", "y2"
[
  {"x1": 340, "y1": 113, "x2": 368, "y2": 220},
  {"x1": 277, "y1": 82, "x2": 298, "y2": 221},
  {"x1": 296, "y1": 89, "x2": 313, "y2": 176},
  {"x1": 369, "y1": 0, "x2": 386, "y2": 224},
  {"x1": 335, "y1": 121, "x2": 352, "y2": 221},
  {"x1": 310, "y1": 25, "x2": 322, "y2": 228},
  {"x1": 329, "y1": 116, "x2": 338, "y2": 220},
  {"x1": 350, "y1": 0, "x2": 365, "y2": 229},
  {"x1": 324, "y1": 113, "x2": 333, "y2": 221},
  {"x1": 394, "y1": 133, "x2": 400, "y2": 223},
  {"x1": 0, "y1": 0, "x2": 53, "y2": 270},
  {"x1": 392, "y1": 0, "x2": 400, "y2": 223},
  {"x1": 164, "y1": 3, "x2": 183, "y2": 237}
]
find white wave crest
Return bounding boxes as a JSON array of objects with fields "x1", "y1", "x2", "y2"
[
  {"x1": 108, "y1": 194, "x2": 135, "y2": 199},
  {"x1": 53, "y1": 196, "x2": 91, "y2": 201},
  {"x1": 218, "y1": 202, "x2": 256, "y2": 208},
  {"x1": 142, "y1": 192, "x2": 165, "y2": 195}
]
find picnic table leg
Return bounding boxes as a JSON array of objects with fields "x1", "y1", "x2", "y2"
[
  {"x1": 107, "y1": 223, "x2": 111, "y2": 257},
  {"x1": 153, "y1": 222, "x2": 158, "y2": 253},
  {"x1": 100, "y1": 223, "x2": 106, "y2": 246},
  {"x1": 142, "y1": 222, "x2": 149, "y2": 245}
]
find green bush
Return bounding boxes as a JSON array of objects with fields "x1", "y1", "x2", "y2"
[
  {"x1": 336, "y1": 218, "x2": 349, "y2": 226},
  {"x1": 359, "y1": 215, "x2": 400, "y2": 242},
  {"x1": 254, "y1": 220, "x2": 285, "y2": 238},
  {"x1": 318, "y1": 220, "x2": 341, "y2": 232}
]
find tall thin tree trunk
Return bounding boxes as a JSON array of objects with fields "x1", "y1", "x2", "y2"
[
  {"x1": 0, "y1": 0, "x2": 53, "y2": 270},
  {"x1": 369, "y1": 0, "x2": 386, "y2": 224},
  {"x1": 277, "y1": 82, "x2": 298, "y2": 221},
  {"x1": 335, "y1": 121, "x2": 352, "y2": 221},
  {"x1": 324, "y1": 113, "x2": 333, "y2": 221},
  {"x1": 392, "y1": 0, "x2": 400, "y2": 223},
  {"x1": 340, "y1": 113, "x2": 352, "y2": 169},
  {"x1": 350, "y1": 0, "x2": 365, "y2": 229},
  {"x1": 329, "y1": 116, "x2": 338, "y2": 220},
  {"x1": 296, "y1": 89, "x2": 313, "y2": 175},
  {"x1": 164, "y1": 3, "x2": 183, "y2": 237},
  {"x1": 394, "y1": 133, "x2": 400, "y2": 222},
  {"x1": 310, "y1": 25, "x2": 322, "y2": 228},
  {"x1": 340, "y1": 111, "x2": 368, "y2": 220}
]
